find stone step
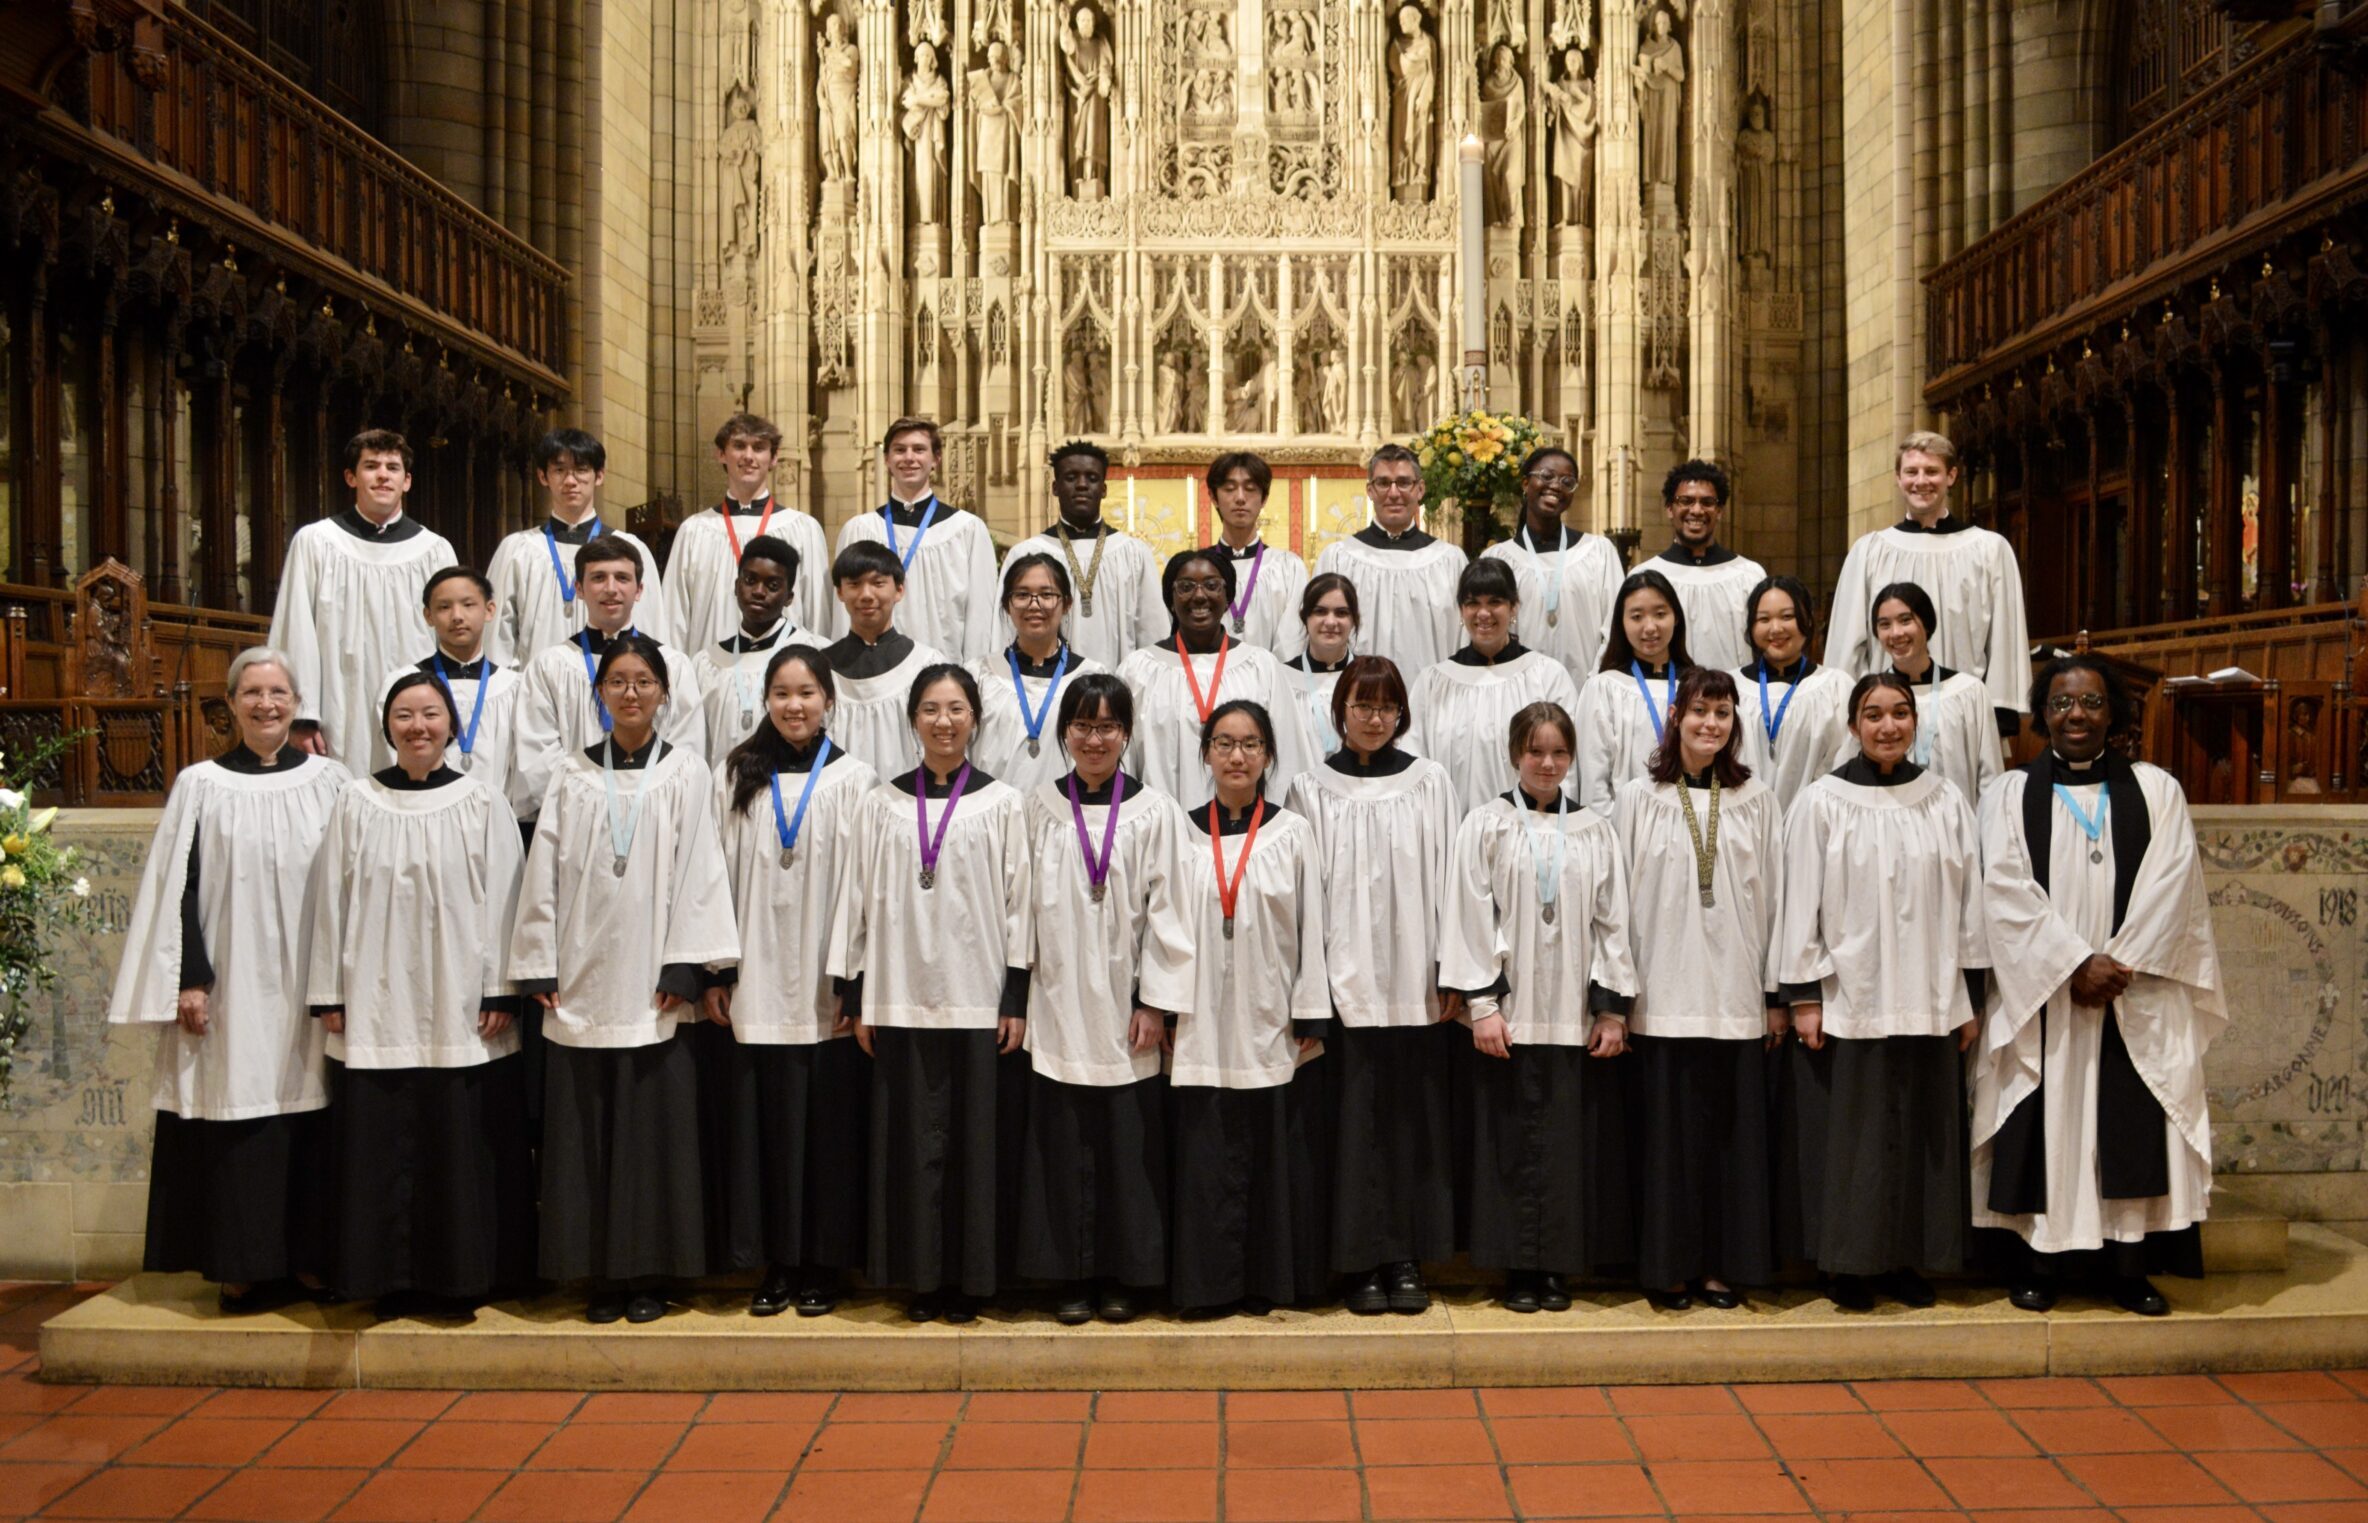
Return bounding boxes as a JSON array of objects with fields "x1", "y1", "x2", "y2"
[
  {"x1": 2202, "y1": 1195, "x2": 2290, "y2": 1273},
  {"x1": 38, "y1": 1224, "x2": 2368, "y2": 1392}
]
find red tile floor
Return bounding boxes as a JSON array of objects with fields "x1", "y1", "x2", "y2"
[{"x1": 3, "y1": 1285, "x2": 2365, "y2": 1522}]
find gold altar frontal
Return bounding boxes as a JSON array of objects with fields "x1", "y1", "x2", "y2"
[{"x1": 36, "y1": 1215, "x2": 2361, "y2": 1393}]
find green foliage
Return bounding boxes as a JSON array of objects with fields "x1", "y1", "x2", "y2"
[{"x1": 0, "y1": 731, "x2": 102, "y2": 1102}]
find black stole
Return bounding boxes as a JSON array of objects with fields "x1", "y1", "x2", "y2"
[{"x1": 1986, "y1": 750, "x2": 2169, "y2": 1214}]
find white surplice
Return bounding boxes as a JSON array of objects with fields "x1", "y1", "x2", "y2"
[
  {"x1": 1409, "y1": 651, "x2": 1583, "y2": 817},
  {"x1": 1970, "y1": 764, "x2": 2225, "y2": 1252},
  {"x1": 969, "y1": 647, "x2": 1112, "y2": 795},
  {"x1": 828, "y1": 774, "x2": 1032, "y2": 1029},
  {"x1": 998, "y1": 530, "x2": 1165, "y2": 669},
  {"x1": 109, "y1": 754, "x2": 349, "y2": 1119},
  {"x1": 1574, "y1": 665, "x2": 1686, "y2": 817},
  {"x1": 1778, "y1": 768, "x2": 1990, "y2": 1038},
  {"x1": 1613, "y1": 774, "x2": 1783, "y2": 1040},
  {"x1": 1209, "y1": 541, "x2": 1310, "y2": 658},
  {"x1": 1835, "y1": 668, "x2": 2002, "y2": 811},
  {"x1": 1479, "y1": 530, "x2": 1626, "y2": 687},
  {"x1": 1312, "y1": 535, "x2": 1470, "y2": 681},
  {"x1": 304, "y1": 773, "x2": 524, "y2": 1068},
  {"x1": 663, "y1": 501, "x2": 837, "y2": 652},
  {"x1": 268, "y1": 518, "x2": 456, "y2": 762},
  {"x1": 693, "y1": 625, "x2": 807, "y2": 762},
  {"x1": 826, "y1": 641, "x2": 947, "y2": 780},
  {"x1": 483, "y1": 522, "x2": 674, "y2": 664},
  {"x1": 1288, "y1": 757, "x2": 1461, "y2": 1028},
  {"x1": 508, "y1": 742, "x2": 739, "y2": 1048},
  {"x1": 1138, "y1": 805, "x2": 1330, "y2": 1088},
  {"x1": 373, "y1": 657, "x2": 522, "y2": 802},
  {"x1": 835, "y1": 501, "x2": 1001, "y2": 660},
  {"x1": 1117, "y1": 638, "x2": 1318, "y2": 804},
  {"x1": 1730, "y1": 662, "x2": 1854, "y2": 810},
  {"x1": 1824, "y1": 519, "x2": 2034, "y2": 719},
  {"x1": 1021, "y1": 777, "x2": 1193, "y2": 1086},
  {"x1": 1437, "y1": 794, "x2": 1639, "y2": 1045},
  {"x1": 507, "y1": 633, "x2": 709, "y2": 820},
  {"x1": 714, "y1": 749, "x2": 880, "y2": 1045},
  {"x1": 1644, "y1": 551, "x2": 1769, "y2": 673},
  {"x1": 1281, "y1": 657, "x2": 1347, "y2": 757}
]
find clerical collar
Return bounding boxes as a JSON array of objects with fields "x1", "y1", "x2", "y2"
[
  {"x1": 1895, "y1": 513, "x2": 1970, "y2": 535},
  {"x1": 1295, "y1": 652, "x2": 1353, "y2": 674},
  {"x1": 1060, "y1": 769, "x2": 1136, "y2": 806},
  {"x1": 777, "y1": 733, "x2": 841, "y2": 771},
  {"x1": 2050, "y1": 749, "x2": 2104, "y2": 776},
  {"x1": 1354, "y1": 523, "x2": 1435, "y2": 552},
  {"x1": 825, "y1": 628, "x2": 913, "y2": 678},
  {"x1": 1452, "y1": 639, "x2": 1531, "y2": 668},
  {"x1": 1630, "y1": 658, "x2": 1675, "y2": 679},
  {"x1": 1661, "y1": 540, "x2": 1737, "y2": 566},
  {"x1": 574, "y1": 625, "x2": 636, "y2": 656},
  {"x1": 1680, "y1": 766, "x2": 1717, "y2": 789},
  {"x1": 1188, "y1": 797, "x2": 1286, "y2": 834},
  {"x1": 884, "y1": 494, "x2": 939, "y2": 527},
  {"x1": 587, "y1": 734, "x2": 663, "y2": 768},
  {"x1": 375, "y1": 764, "x2": 462, "y2": 791},
  {"x1": 1213, "y1": 539, "x2": 1265, "y2": 559},
  {"x1": 332, "y1": 504, "x2": 423, "y2": 543},
  {"x1": 1746, "y1": 654, "x2": 1814, "y2": 684},
  {"x1": 417, "y1": 651, "x2": 491, "y2": 680},
  {"x1": 1892, "y1": 660, "x2": 1956, "y2": 688},
  {"x1": 544, "y1": 513, "x2": 603, "y2": 545},
  {"x1": 1837, "y1": 754, "x2": 1923, "y2": 787},
  {"x1": 1327, "y1": 746, "x2": 1414, "y2": 778},
  {"x1": 721, "y1": 621, "x2": 789, "y2": 654},
  {"x1": 724, "y1": 492, "x2": 774, "y2": 516},
  {"x1": 1506, "y1": 785, "x2": 1574, "y2": 814},
  {"x1": 895, "y1": 764, "x2": 993, "y2": 797},
  {"x1": 219, "y1": 742, "x2": 296, "y2": 773},
  {"x1": 1007, "y1": 642, "x2": 1070, "y2": 679},
  {"x1": 1049, "y1": 519, "x2": 1109, "y2": 541}
]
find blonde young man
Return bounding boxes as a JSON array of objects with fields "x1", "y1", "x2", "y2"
[{"x1": 665, "y1": 413, "x2": 837, "y2": 652}]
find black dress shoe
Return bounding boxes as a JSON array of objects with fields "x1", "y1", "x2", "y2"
[
  {"x1": 794, "y1": 1279, "x2": 840, "y2": 1317},
  {"x1": 1696, "y1": 1284, "x2": 1743, "y2": 1311},
  {"x1": 1384, "y1": 1261, "x2": 1430, "y2": 1314},
  {"x1": 1645, "y1": 1286, "x2": 1692, "y2": 1311},
  {"x1": 2008, "y1": 1279, "x2": 2058, "y2": 1313},
  {"x1": 907, "y1": 1295, "x2": 942, "y2": 1323},
  {"x1": 1343, "y1": 1269, "x2": 1389, "y2": 1316},
  {"x1": 751, "y1": 1266, "x2": 797, "y2": 1318},
  {"x1": 1537, "y1": 1273, "x2": 1572, "y2": 1312},
  {"x1": 1882, "y1": 1269, "x2": 1937, "y2": 1308},
  {"x1": 1055, "y1": 1283, "x2": 1096, "y2": 1325},
  {"x1": 1240, "y1": 1295, "x2": 1274, "y2": 1317},
  {"x1": 1098, "y1": 1285, "x2": 1141, "y2": 1324},
  {"x1": 940, "y1": 1293, "x2": 979, "y2": 1325},
  {"x1": 1828, "y1": 1275, "x2": 1874, "y2": 1312},
  {"x1": 1178, "y1": 1302, "x2": 1231, "y2": 1322},
  {"x1": 1499, "y1": 1273, "x2": 1541, "y2": 1314},
  {"x1": 586, "y1": 1289, "x2": 628, "y2": 1324},
  {"x1": 625, "y1": 1292, "x2": 667, "y2": 1324},
  {"x1": 2112, "y1": 1276, "x2": 2169, "y2": 1317}
]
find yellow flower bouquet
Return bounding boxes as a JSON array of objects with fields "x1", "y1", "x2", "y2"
[{"x1": 1413, "y1": 409, "x2": 1548, "y2": 542}]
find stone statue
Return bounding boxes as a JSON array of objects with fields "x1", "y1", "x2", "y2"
[
  {"x1": 1543, "y1": 48, "x2": 1596, "y2": 228},
  {"x1": 1479, "y1": 43, "x2": 1526, "y2": 228},
  {"x1": 719, "y1": 80, "x2": 762, "y2": 259},
  {"x1": 1060, "y1": 7, "x2": 1116, "y2": 200},
  {"x1": 1633, "y1": 7, "x2": 1685, "y2": 193},
  {"x1": 1391, "y1": 344, "x2": 1436, "y2": 431},
  {"x1": 1320, "y1": 349, "x2": 1348, "y2": 432},
  {"x1": 1156, "y1": 345, "x2": 1187, "y2": 432},
  {"x1": 1269, "y1": 12, "x2": 1317, "y2": 116},
  {"x1": 815, "y1": 12, "x2": 861, "y2": 186},
  {"x1": 1065, "y1": 337, "x2": 1108, "y2": 432},
  {"x1": 1737, "y1": 93, "x2": 1776, "y2": 264},
  {"x1": 1184, "y1": 12, "x2": 1235, "y2": 117},
  {"x1": 900, "y1": 43, "x2": 952, "y2": 226},
  {"x1": 1386, "y1": 4, "x2": 1436, "y2": 204},
  {"x1": 970, "y1": 41, "x2": 1025, "y2": 224}
]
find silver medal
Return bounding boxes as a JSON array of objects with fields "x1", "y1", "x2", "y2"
[
  {"x1": 1027, "y1": 737, "x2": 1041, "y2": 758},
  {"x1": 612, "y1": 855, "x2": 630, "y2": 878},
  {"x1": 780, "y1": 846, "x2": 797, "y2": 869},
  {"x1": 1700, "y1": 888, "x2": 1716, "y2": 908},
  {"x1": 1081, "y1": 596, "x2": 1094, "y2": 617},
  {"x1": 1547, "y1": 609, "x2": 1559, "y2": 628},
  {"x1": 2090, "y1": 848, "x2": 2104, "y2": 864},
  {"x1": 919, "y1": 868, "x2": 936, "y2": 890},
  {"x1": 1222, "y1": 916, "x2": 1235, "y2": 941},
  {"x1": 1542, "y1": 900, "x2": 1557, "y2": 924},
  {"x1": 1231, "y1": 615, "x2": 1244, "y2": 634},
  {"x1": 1091, "y1": 882, "x2": 1107, "y2": 904}
]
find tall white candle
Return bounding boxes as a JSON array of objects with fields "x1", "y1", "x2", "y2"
[{"x1": 1459, "y1": 134, "x2": 1485, "y2": 372}]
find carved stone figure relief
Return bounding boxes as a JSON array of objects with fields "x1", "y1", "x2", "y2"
[
  {"x1": 1061, "y1": 6, "x2": 1117, "y2": 200},
  {"x1": 1386, "y1": 4, "x2": 1436, "y2": 204},
  {"x1": 720, "y1": 79, "x2": 762, "y2": 260},
  {"x1": 970, "y1": 41, "x2": 1025, "y2": 223},
  {"x1": 1736, "y1": 92, "x2": 1776, "y2": 274},
  {"x1": 901, "y1": 43, "x2": 951, "y2": 226},
  {"x1": 815, "y1": 11, "x2": 861, "y2": 186},
  {"x1": 1633, "y1": 6, "x2": 1685, "y2": 195},
  {"x1": 1543, "y1": 48, "x2": 1596, "y2": 228},
  {"x1": 1479, "y1": 42, "x2": 1526, "y2": 228}
]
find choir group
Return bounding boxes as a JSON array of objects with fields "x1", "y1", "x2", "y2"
[{"x1": 106, "y1": 415, "x2": 2227, "y2": 1332}]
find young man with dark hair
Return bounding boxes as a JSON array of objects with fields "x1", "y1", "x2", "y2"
[
  {"x1": 831, "y1": 416, "x2": 997, "y2": 660},
  {"x1": 484, "y1": 428, "x2": 673, "y2": 664},
  {"x1": 270, "y1": 428, "x2": 458, "y2": 760},
  {"x1": 368, "y1": 567, "x2": 522, "y2": 798},
  {"x1": 995, "y1": 441, "x2": 1161, "y2": 667},
  {"x1": 1478, "y1": 445, "x2": 1626, "y2": 686},
  {"x1": 1201, "y1": 449, "x2": 1308, "y2": 655},
  {"x1": 693, "y1": 533, "x2": 804, "y2": 758},
  {"x1": 509, "y1": 537, "x2": 707, "y2": 822},
  {"x1": 1313, "y1": 443, "x2": 1468, "y2": 677},
  {"x1": 820, "y1": 539, "x2": 947, "y2": 777},
  {"x1": 1640, "y1": 458, "x2": 1766, "y2": 672},
  {"x1": 665, "y1": 413, "x2": 838, "y2": 654}
]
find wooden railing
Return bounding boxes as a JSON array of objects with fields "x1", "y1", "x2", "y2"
[
  {"x1": 72, "y1": 6, "x2": 568, "y2": 379},
  {"x1": 1924, "y1": 25, "x2": 2368, "y2": 393}
]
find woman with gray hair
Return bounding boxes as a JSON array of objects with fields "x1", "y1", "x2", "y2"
[{"x1": 108, "y1": 647, "x2": 351, "y2": 1312}]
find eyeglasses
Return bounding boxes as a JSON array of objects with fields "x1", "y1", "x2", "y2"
[
  {"x1": 599, "y1": 679, "x2": 661, "y2": 697},
  {"x1": 1066, "y1": 721, "x2": 1126, "y2": 742},
  {"x1": 1008, "y1": 589, "x2": 1066, "y2": 608},
  {"x1": 1346, "y1": 702, "x2": 1401, "y2": 721},
  {"x1": 1671, "y1": 492, "x2": 1722, "y2": 508},
  {"x1": 2046, "y1": 693, "x2": 2109, "y2": 715},
  {"x1": 1368, "y1": 476, "x2": 1424, "y2": 495},
  {"x1": 1173, "y1": 577, "x2": 1230, "y2": 596},
  {"x1": 1208, "y1": 737, "x2": 1267, "y2": 757},
  {"x1": 1527, "y1": 472, "x2": 1578, "y2": 491}
]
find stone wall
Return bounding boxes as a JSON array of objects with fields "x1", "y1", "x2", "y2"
[{"x1": 13, "y1": 799, "x2": 2347, "y2": 1280}]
